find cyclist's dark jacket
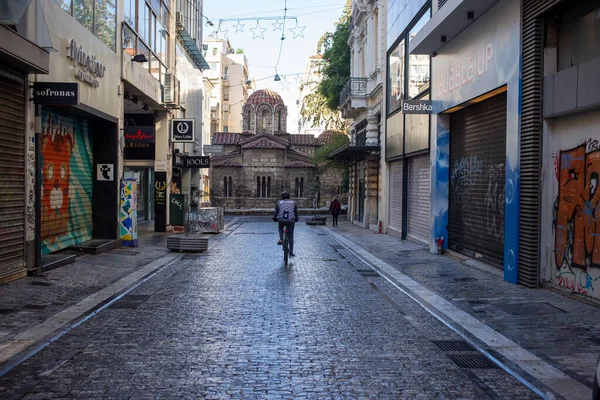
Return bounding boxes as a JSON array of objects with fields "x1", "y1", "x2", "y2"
[{"x1": 274, "y1": 199, "x2": 298, "y2": 222}]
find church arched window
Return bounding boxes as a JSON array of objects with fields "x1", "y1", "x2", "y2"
[
  {"x1": 277, "y1": 110, "x2": 282, "y2": 131},
  {"x1": 262, "y1": 110, "x2": 268, "y2": 130},
  {"x1": 245, "y1": 109, "x2": 251, "y2": 131}
]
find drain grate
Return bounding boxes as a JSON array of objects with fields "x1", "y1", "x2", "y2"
[
  {"x1": 447, "y1": 354, "x2": 498, "y2": 369},
  {"x1": 432, "y1": 340, "x2": 477, "y2": 352},
  {"x1": 109, "y1": 295, "x2": 151, "y2": 310},
  {"x1": 454, "y1": 277, "x2": 478, "y2": 282},
  {"x1": 0, "y1": 308, "x2": 17, "y2": 314},
  {"x1": 28, "y1": 281, "x2": 52, "y2": 286},
  {"x1": 357, "y1": 269, "x2": 380, "y2": 277}
]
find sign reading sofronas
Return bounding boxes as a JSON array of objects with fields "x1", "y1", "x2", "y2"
[{"x1": 33, "y1": 82, "x2": 79, "y2": 105}]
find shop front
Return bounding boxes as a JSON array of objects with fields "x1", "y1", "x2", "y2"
[
  {"x1": 423, "y1": 0, "x2": 521, "y2": 283},
  {"x1": 29, "y1": 2, "x2": 121, "y2": 265}
]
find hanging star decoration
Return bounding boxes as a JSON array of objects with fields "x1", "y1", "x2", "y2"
[
  {"x1": 272, "y1": 19, "x2": 284, "y2": 31},
  {"x1": 233, "y1": 20, "x2": 245, "y2": 33},
  {"x1": 217, "y1": 22, "x2": 228, "y2": 38},
  {"x1": 281, "y1": 80, "x2": 291, "y2": 90},
  {"x1": 249, "y1": 21, "x2": 267, "y2": 39},
  {"x1": 289, "y1": 22, "x2": 306, "y2": 39}
]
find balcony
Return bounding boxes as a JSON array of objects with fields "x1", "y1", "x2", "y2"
[{"x1": 339, "y1": 78, "x2": 367, "y2": 119}]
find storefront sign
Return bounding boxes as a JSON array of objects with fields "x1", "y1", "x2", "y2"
[
  {"x1": 97, "y1": 164, "x2": 114, "y2": 181},
  {"x1": 124, "y1": 126, "x2": 155, "y2": 143},
  {"x1": 203, "y1": 145, "x2": 224, "y2": 154},
  {"x1": 33, "y1": 82, "x2": 79, "y2": 105},
  {"x1": 184, "y1": 156, "x2": 210, "y2": 168},
  {"x1": 402, "y1": 100, "x2": 433, "y2": 114},
  {"x1": 67, "y1": 39, "x2": 106, "y2": 88},
  {"x1": 154, "y1": 172, "x2": 167, "y2": 232},
  {"x1": 171, "y1": 119, "x2": 195, "y2": 143}
]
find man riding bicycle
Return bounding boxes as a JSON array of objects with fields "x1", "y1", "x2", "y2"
[{"x1": 273, "y1": 191, "x2": 299, "y2": 257}]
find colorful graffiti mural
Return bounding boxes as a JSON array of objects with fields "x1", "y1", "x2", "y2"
[
  {"x1": 120, "y1": 179, "x2": 138, "y2": 247},
  {"x1": 553, "y1": 141, "x2": 600, "y2": 295},
  {"x1": 41, "y1": 111, "x2": 93, "y2": 254}
]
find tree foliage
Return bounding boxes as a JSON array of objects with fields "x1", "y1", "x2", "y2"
[
  {"x1": 318, "y1": 0, "x2": 351, "y2": 111},
  {"x1": 300, "y1": 89, "x2": 349, "y2": 132},
  {"x1": 312, "y1": 134, "x2": 349, "y2": 165}
]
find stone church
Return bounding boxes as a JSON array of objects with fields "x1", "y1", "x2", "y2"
[{"x1": 210, "y1": 89, "x2": 347, "y2": 210}]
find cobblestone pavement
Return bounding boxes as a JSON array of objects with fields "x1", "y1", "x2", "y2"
[{"x1": 0, "y1": 217, "x2": 541, "y2": 399}]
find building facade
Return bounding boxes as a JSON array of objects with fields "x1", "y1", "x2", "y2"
[
  {"x1": 211, "y1": 89, "x2": 320, "y2": 210},
  {"x1": 411, "y1": 0, "x2": 522, "y2": 283},
  {"x1": 204, "y1": 38, "x2": 252, "y2": 134},
  {"x1": 0, "y1": 0, "x2": 50, "y2": 282},
  {"x1": 383, "y1": 0, "x2": 431, "y2": 243},
  {"x1": 296, "y1": 54, "x2": 327, "y2": 136},
  {"x1": 524, "y1": 0, "x2": 600, "y2": 298},
  {"x1": 331, "y1": 0, "x2": 386, "y2": 230}
]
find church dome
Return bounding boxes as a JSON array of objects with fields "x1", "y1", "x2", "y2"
[
  {"x1": 317, "y1": 129, "x2": 347, "y2": 145},
  {"x1": 246, "y1": 89, "x2": 285, "y2": 107}
]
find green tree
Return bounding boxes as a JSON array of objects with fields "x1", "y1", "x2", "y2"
[
  {"x1": 318, "y1": 0, "x2": 351, "y2": 111},
  {"x1": 312, "y1": 133, "x2": 349, "y2": 165}
]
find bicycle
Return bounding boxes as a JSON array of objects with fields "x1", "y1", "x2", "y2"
[{"x1": 282, "y1": 226, "x2": 290, "y2": 266}]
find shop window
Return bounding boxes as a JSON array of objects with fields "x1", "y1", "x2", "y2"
[
  {"x1": 557, "y1": 0, "x2": 600, "y2": 70},
  {"x1": 388, "y1": 38, "x2": 405, "y2": 114}
]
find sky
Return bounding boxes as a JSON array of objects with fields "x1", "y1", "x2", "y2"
[{"x1": 203, "y1": 0, "x2": 347, "y2": 134}]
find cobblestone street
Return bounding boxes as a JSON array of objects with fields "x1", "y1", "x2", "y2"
[{"x1": 0, "y1": 218, "x2": 545, "y2": 399}]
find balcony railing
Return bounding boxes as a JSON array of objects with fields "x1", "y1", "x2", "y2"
[{"x1": 339, "y1": 77, "x2": 367, "y2": 106}]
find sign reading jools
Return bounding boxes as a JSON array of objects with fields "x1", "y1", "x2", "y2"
[
  {"x1": 33, "y1": 82, "x2": 79, "y2": 105},
  {"x1": 184, "y1": 156, "x2": 210, "y2": 168},
  {"x1": 171, "y1": 119, "x2": 195, "y2": 143},
  {"x1": 401, "y1": 100, "x2": 433, "y2": 114}
]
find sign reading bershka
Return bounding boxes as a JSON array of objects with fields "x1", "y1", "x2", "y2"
[
  {"x1": 171, "y1": 119, "x2": 195, "y2": 143},
  {"x1": 184, "y1": 156, "x2": 210, "y2": 168},
  {"x1": 33, "y1": 82, "x2": 79, "y2": 105},
  {"x1": 401, "y1": 100, "x2": 433, "y2": 114}
]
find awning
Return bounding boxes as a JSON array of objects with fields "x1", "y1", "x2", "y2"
[
  {"x1": 176, "y1": 28, "x2": 210, "y2": 71},
  {"x1": 326, "y1": 143, "x2": 380, "y2": 161}
]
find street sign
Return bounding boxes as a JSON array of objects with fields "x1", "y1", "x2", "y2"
[
  {"x1": 33, "y1": 82, "x2": 79, "y2": 105},
  {"x1": 184, "y1": 156, "x2": 210, "y2": 168},
  {"x1": 203, "y1": 144, "x2": 224, "y2": 155},
  {"x1": 171, "y1": 119, "x2": 195, "y2": 142},
  {"x1": 401, "y1": 100, "x2": 433, "y2": 114}
]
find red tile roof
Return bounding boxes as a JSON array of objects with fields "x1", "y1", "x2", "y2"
[
  {"x1": 212, "y1": 132, "x2": 240, "y2": 145},
  {"x1": 317, "y1": 129, "x2": 347, "y2": 144},
  {"x1": 246, "y1": 89, "x2": 285, "y2": 107},
  {"x1": 285, "y1": 161, "x2": 315, "y2": 168},
  {"x1": 289, "y1": 134, "x2": 318, "y2": 146},
  {"x1": 241, "y1": 137, "x2": 287, "y2": 150}
]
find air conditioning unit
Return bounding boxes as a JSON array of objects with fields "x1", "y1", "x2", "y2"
[
  {"x1": 175, "y1": 12, "x2": 184, "y2": 29},
  {"x1": 163, "y1": 73, "x2": 180, "y2": 105}
]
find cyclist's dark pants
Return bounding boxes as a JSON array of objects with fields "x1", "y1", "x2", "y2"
[{"x1": 278, "y1": 221, "x2": 295, "y2": 253}]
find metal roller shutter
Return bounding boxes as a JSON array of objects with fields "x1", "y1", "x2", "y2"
[
  {"x1": 388, "y1": 161, "x2": 403, "y2": 234},
  {"x1": 0, "y1": 67, "x2": 26, "y2": 278},
  {"x1": 407, "y1": 154, "x2": 430, "y2": 243},
  {"x1": 519, "y1": 0, "x2": 562, "y2": 287},
  {"x1": 41, "y1": 109, "x2": 93, "y2": 254},
  {"x1": 449, "y1": 92, "x2": 507, "y2": 267}
]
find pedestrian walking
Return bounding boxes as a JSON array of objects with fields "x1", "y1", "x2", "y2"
[{"x1": 329, "y1": 196, "x2": 341, "y2": 226}]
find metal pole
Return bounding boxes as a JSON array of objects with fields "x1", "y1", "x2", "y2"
[{"x1": 34, "y1": 104, "x2": 42, "y2": 274}]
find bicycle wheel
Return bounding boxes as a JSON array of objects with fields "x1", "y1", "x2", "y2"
[{"x1": 283, "y1": 232, "x2": 289, "y2": 265}]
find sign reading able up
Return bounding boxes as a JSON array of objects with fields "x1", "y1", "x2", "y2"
[{"x1": 171, "y1": 119, "x2": 195, "y2": 143}]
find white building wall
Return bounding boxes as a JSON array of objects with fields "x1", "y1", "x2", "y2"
[{"x1": 540, "y1": 109, "x2": 600, "y2": 299}]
